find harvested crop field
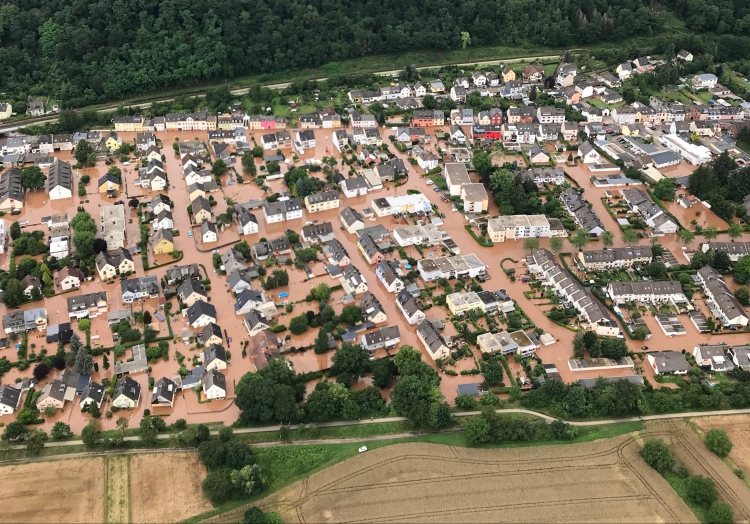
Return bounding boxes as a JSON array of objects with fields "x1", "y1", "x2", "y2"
[
  {"x1": 692, "y1": 414, "x2": 750, "y2": 477},
  {"x1": 130, "y1": 451, "x2": 212, "y2": 523},
  {"x1": 214, "y1": 438, "x2": 695, "y2": 524},
  {"x1": 0, "y1": 457, "x2": 104, "y2": 523}
]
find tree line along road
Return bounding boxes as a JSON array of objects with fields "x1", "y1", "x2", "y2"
[{"x1": 5, "y1": 407, "x2": 750, "y2": 457}]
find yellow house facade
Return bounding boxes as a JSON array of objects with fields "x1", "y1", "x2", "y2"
[
  {"x1": 446, "y1": 291, "x2": 484, "y2": 316},
  {"x1": 304, "y1": 193, "x2": 340, "y2": 213},
  {"x1": 0, "y1": 103, "x2": 12, "y2": 120},
  {"x1": 113, "y1": 116, "x2": 144, "y2": 132}
]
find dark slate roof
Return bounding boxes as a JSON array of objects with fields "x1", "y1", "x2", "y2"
[
  {"x1": 114, "y1": 376, "x2": 141, "y2": 402},
  {"x1": 81, "y1": 381, "x2": 104, "y2": 404},
  {"x1": 187, "y1": 300, "x2": 217, "y2": 324},
  {"x1": 201, "y1": 368, "x2": 227, "y2": 391}
]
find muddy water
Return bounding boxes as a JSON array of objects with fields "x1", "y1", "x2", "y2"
[{"x1": 3, "y1": 126, "x2": 750, "y2": 434}]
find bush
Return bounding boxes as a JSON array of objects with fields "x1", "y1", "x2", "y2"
[
  {"x1": 706, "y1": 502, "x2": 734, "y2": 524},
  {"x1": 454, "y1": 393, "x2": 478, "y2": 410},
  {"x1": 704, "y1": 429, "x2": 733, "y2": 458},
  {"x1": 640, "y1": 439, "x2": 675, "y2": 473},
  {"x1": 686, "y1": 475, "x2": 718, "y2": 507}
]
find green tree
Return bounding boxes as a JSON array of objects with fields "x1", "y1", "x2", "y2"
[
  {"x1": 482, "y1": 357, "x2": 504, "y2": 386},
  {"x1": 51, "y1": 422, "x2": 72, "y2": 440},
  {"x1": 652, "y1": 178, "x2": 676, "y2": 201},
  {"x1": 139, "y1": 416, "x2": 160, "y2": 447},
  {"x1": 74, "y1": 344, "x2": 93, "y2": 374},
  {"x1": 736, "y1": 255, "x2": 750, "y2": 285},
  {"x1": 728, "y1": 222, "x2": 743, "y2": 240},
  {"x1": 702, "y1": 225, "x2": 719, "y2": 241},
  {"x1": 465, "y1": 416, "x2": 491, "y2": 445},
  {"x1": 74, "y1": 140, "x2": 95, "y2": 166},
  {"x1": 330, "y1": 343, "x2": 370, "y2": 384},
  {"x1": 686, "y1": 476, "x2": 718, "y2": 507},
  {"x1": 313, "y1": 328, "x2": 330, "y2": 354},
  {"x1": 549, "y1": 236, "x2": 563, "y2": 253},
  {"x1": 81, "y1": 419, "x2": 101, "y2": 449},
  {"x1": 523, "y1": 237, "x2": 540, "y2": 252},
  {"x1": 678, "y1": 229, "x2": 695, "y2": 246},
  {"x1": 10, "y1": 221, "x2": 21, "y2": 240},
  {"x1": 735, "y1": 286, "x2": 750, "y2": 306},
  {"x1": 421, "y1": 95, "x2": 438, "y2": 110},
  {"x1": 212, "y1": 159, "x2": 227, "y2": 177},
  {"x1": 2, "y1": 278, "x2": 23, "y2": 308},
  {"x1": 472, "y1": 150, "x2": 493, "y2": 177},
  {"x1": 703, "y1": 429, "x2": 732, "y2": 457},
  {"x1": 601, "y1": 231, "x2": 614, "y2": 248},
  {"x1": 569, "y1": 228, "x2": 591, "y2": 250},
  {"x1": 640, "y1": 439, "x2": 675, "y2": 473},
  {"x1": 1, "y1": 421, "x2": 27, "y2": 441},
  {"x1": 289, "y1": 314, "x2": 309, "y2": 335},
  {"x1": 242, "y1": 152, "x2": 257, "y2": 176},
  {"x1": 706, "y1": 502, "x2": 734, "y2": 524},
  {"x1": 311, "y1": 283, "x2": 331, "y2": 303},
  {"x1": 371, "y1": 357, "x2": 398, "y2": 388},
  {"x1": 202, "y1": 470, "x2": 235, "y2": 505},
  {"x1": 622, "y1": 228, "x2": 639, "y2": 246},
  {"x1": 20, "y1": 166, "x2": 46, "y2": 190},
  {"x1": 25, "y1": 429, "x2": 48, "y2": 455},
  {"x1": 339, "y1": 305, "x2": 363, "y2": 325},
  {"x1": 112, "y1": 417, "x2": 128, "y2": 447}
]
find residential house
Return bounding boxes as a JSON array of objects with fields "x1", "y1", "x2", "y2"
[
  {"x1": 150, "y1": 228, "x2": 174, "y2": 255},
  {"x1": 177, "y1": 279, "x2": 208, "y2": 308},
  {"x1": 112, "y1": 376, "x2": 141, "y2": 409},
  {"x1": 36, "y1": 380, "x2": 68, "y2": 411},
  {"x1": 417, "y1": 320, "x2": 450, "y2": 361},
  {"x1": 200, "y1": 323, "x2": 224, "y2": 347},
  {"x1": 360, "y1": 291, "x2": 387, "y2": 324},
  {"x1": 361, "y1": 325, "x2": 401, "y2": 351},
  {"x1": 202, "y1": 369, "x2": 227, "y2": 400},
  {"x1": 444, "y1": 162, "x2": 472, "y2": 196},
  {"x1": 263, "y1": 197, "x2": 304, "y2": 223},
  {"x1": 578, "y1": 142, "x2": 601, "y2": 163},
  {"x1": 200, "y1": 221, "x2": 218, "y2": 243},
  {"x1": 251, "y1": 236, "x2": 292, "y2": 261},
  {"x1": 696, "y1": 266, "x2": 749, "y2": 327},
  {"x1": 121, "y1": 276, "x2": 159, "y2": 304},
  {"x1": 301, "y1": 222, "x2": 335, "y2": 244},
  {"x1": 305, "y1": 191, "x2": 340, "y2": 213},
  {"x1": 376, "y1": 260, "x2": 405, "y2": 293},
  {"x1": 243, "y1": 310, "x2": 270, "y2": 336},
  {"x1": 692, "y1": 74, "x2": 718, "y2": 90},
  {"x1": 578, "y1": 246, "x2": 653, "y2": 270},
  {"x1": 201, "y1": 344, "x2": 228, "y2": 371},
  {"x1": 55, "y1": 266, "x2": 84, "y2": 291},
  {"x1": 693, "y1": 345, "x2": 728, "y2": 372},
  {"x1": 67, "y1": 292, "x2": 107, "y2": 319},
  {"x1": 164, "y1": 263, "x2": 200, "y2": 285},
  {"x1": 151, "y1": 377, "x2": 177, "y2": 407},
  {"x1": 648, "y1": 351, "x2": 690, "y2": 375},
  {"x1": 95, "y1": 247, "x2": 135, "y2": 280},
  {"x1": 396, "y1": 289, "x2": 426, "y2": 325},
  {"x1": 221, "y1": 248, "x2": 248, "y2": 274},
  {"x1": 234, "y1": 289, "x2": 266, "y2": 315},
  {"x1": 2, "y1": 307, "x2": 47, "y2": 334},
  {"x1": 186, "y1": 300, "x2": 217, "y2": 328},
  {"x1": 0, "y1": 168, "x2": 24, "y2": 211},
  {"x1": 150, "y1": 194, "x2": 172, "y2": 215},
  {"x1": 0, "y1": 385, "x2": 21, "y2": 416},
  {"x1": 152, "y1": 210, "x2": 174, "y2": 231},
  {"x1": 340, "y1": 264, "x2": 368, "y2": 296},
  {"x1": 523, "y1": 65, "x2": 545, "y2": 83},
  {"x1": 21, "y1": 275, "x2": 41, "y2": 298},
  {"x1": 501, "y1": 66, "x2": 516, "y2": 82},
  {"x1": 46, "y1": 159, "x2": 73, "y2": 200},
  {"x1": 191, "y1": 196, "x2": 212, "y2": 223},
  {"x1": 339, "y1": 207, "x2": 365, "y2": 234},
  {"x1": 487, "y1": 215, "x2": 550, "y2": 242},
  {"x1": 461, "y1": 183, "x2": 489, "y2": 213},
  {"x1": 80, "y1": 381, "x2": 105, "y2": 410}
]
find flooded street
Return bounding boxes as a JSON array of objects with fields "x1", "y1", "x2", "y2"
[{"x1": 1, "y1": 123, "x2": 749, "y2": 433}]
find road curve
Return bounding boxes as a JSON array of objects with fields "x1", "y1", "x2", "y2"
[{"x1": 6, "y1": 407, "x2": 750, "y2": 455}]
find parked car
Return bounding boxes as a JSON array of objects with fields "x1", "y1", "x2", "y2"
[{"x1": 426, "y1": 179, "x2": 434, "y2": 185}]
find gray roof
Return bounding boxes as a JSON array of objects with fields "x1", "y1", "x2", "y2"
[
  {"x1": 203, "y1": 344, "x2": 227, "y2": 366},
  {"x1": 47, "y1": 160, "x2": 73, "y2": 191},
  {"x1": 200, "y1": 220, "x2": 217, "y2": 236},
  {"x1": 649, "y1": 351, "x2": 690, "y2": 373},
  {"x1": 201, "y1": 368, "x2": 226, "y2": 391},
  {"x1": 187, "y1": 300, "x2": 217, "y2": 324},
  {"x1": 417, "y1": 320, "x2": 448, "y2": 357},
  {"x1": 363, "y1": 325, "x2": 400, "y2": 347},
  {"x1": 0, "y1": 384, "x2": 20, "y2": 409},
  {"x1": 360, "y1": 291, "x2": 385, "y2": 321},
  {"x1": 121, "y1": 275, "x2": 159, "y2": 297},
  {"x1": 114, "y1": 376, "x2": 141, "y2": 402},
  {"x1": 340, "y1": 207, "x2": 364, "y2": 227},
  {"x1": 201, "y1": 322, "x2": 223, "y2": 343},
  {"x1": 0, "y1": 168, "x2": 23, "y2": 204},
  {"x1": 582, "y1": 246, "x2": 652, "y2": 264},
  {"x1": 151, "y1": 377, "x2": 176, "y2": 404},
  {"x1": 177, "y1": 279, "x2": 207, "y2": 302},
  {"x1": 396, "y1": 289, "x2": 422, "y2": 317},
  {"x1": 81, "y1": 381, "x2": 104, "y2": 404}
]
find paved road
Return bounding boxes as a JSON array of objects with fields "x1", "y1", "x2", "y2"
[
  {"x1": 0, "y1": 51, "x2": 564, "y2": 133},
  {"x1": 8, "y1": 407, "x2": 750, "y2": 453}
]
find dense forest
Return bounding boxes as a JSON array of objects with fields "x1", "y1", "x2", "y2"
[{"x1": 0, "y1": 0, "x2": 660, "y2": 107}]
